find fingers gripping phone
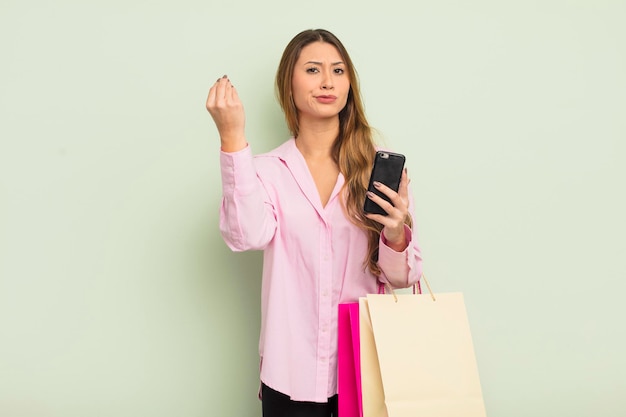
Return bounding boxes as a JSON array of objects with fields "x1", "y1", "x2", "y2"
[{"x1": 363, "y1": 151, "x2": 406, "y2": 215}]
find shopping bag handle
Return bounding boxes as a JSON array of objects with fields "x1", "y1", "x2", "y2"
[{"x1": 378, "y1": 274, "x2": 436, "y2": 303}]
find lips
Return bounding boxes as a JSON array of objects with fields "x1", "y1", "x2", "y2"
[{"x1": 315, "y1": 95, "x2": 337, "y2": 104}]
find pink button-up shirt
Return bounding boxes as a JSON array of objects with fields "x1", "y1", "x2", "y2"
[{"x1": 219, "y1": 138, "x2": 422, "y2": 402}]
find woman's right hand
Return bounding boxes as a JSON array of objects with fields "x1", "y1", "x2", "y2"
[{"x1": 206, "y1": 75, "x2": 247, "y2": 152}]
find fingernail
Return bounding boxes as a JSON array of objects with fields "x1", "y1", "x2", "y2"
[
  {"x1": 366, "y1": 191, "x2": 375, "y2": 198},
  {"x1": 373, "y1": 181, "x2": 382, "y2": 188},
  {"x1": 222, "y1": 74, "x2": 228, "y2": 79}
]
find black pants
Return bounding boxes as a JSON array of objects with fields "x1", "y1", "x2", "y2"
[{"x1": 261, "y1": 383, "x2": 338, "y2": 417}]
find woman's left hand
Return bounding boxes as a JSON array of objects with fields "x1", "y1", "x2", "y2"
[{"x1": 364, "y1": 168, "x2": 410, "y2": 252}]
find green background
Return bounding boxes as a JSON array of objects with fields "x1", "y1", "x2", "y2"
[{"x1": 1, "y1": 0, "x2": 624, "y2": 416}]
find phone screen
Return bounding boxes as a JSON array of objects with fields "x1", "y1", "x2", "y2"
[{"x1": 363, "y1": 151, "x2": 406, "y2": 215}]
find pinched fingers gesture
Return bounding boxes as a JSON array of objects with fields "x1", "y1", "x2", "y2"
[
  {"x1": 206, "y1": 75, "x2": 246, "y2": 151},
  {"x1": 365, "y1": 168, "x2": 411, "y2": 251}
]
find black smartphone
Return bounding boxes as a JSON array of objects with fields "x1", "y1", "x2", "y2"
[{"x1": 363, "y1": 151, "x2": 406, "y2": 215}]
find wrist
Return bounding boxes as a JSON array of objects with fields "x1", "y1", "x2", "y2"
[
  {"x1": 220, "y1": 135, "x2": 247, "y2": 153},
  {"x1": 382, "y1": 228, "x2": 408, "y2": 252}
]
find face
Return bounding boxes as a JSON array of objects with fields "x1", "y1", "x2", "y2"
[{"x1": 291, "y1": 41, "x2": 351, "y2": 124}]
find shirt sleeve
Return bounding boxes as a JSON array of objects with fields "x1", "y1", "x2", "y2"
[
  {"x1": 378, "y1": 224, "x2": 423, "y2": 288},
  {"x1": 376, "y1": 183, "x2": 423, "y2": 288},
  {"x1": 219, "y1": 145, "x2": 277, "y2": 251}
]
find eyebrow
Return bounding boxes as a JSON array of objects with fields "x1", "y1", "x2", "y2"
[{"x1": 304, "y1": 60, "x2": 345, "y2": 66}]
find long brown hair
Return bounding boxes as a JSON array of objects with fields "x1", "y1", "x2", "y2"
[{"x1": 275, "y1": 29, "x2": 408, "y2": 276}]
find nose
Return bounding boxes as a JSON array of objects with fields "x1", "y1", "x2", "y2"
[{"x1": 321, "y1": 70, "x2": 334, "y2": 90}]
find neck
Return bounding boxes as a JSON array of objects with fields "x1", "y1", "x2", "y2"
[{"x1": 295, "y1": 116, "x2": 339, "y2": 159}]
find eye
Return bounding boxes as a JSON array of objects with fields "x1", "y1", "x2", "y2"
[
  {"x1": 334, "y1": 68, "x2": 345, "y2": 74},
  {"x1": 306, "y1": 67, "x2": 319, "y2": 74}
]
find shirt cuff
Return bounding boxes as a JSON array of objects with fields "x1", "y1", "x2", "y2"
[{"x1": 220, "y1": 145, "x2": 258, "y2": 196}]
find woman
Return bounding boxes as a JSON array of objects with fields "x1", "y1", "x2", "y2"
[{"x1": 206, "y1": 28, "x2": 422, "y2": 417}]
